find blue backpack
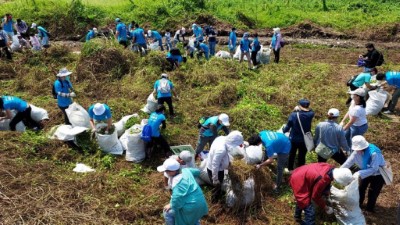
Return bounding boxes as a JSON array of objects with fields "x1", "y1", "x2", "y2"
[{"x1": 141, "y1": 124, "x2": 152, "y2": 142}]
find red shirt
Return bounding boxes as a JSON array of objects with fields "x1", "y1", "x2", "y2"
[{"x1": 289, "y1": 163, "x2": 334, "y2": 210}]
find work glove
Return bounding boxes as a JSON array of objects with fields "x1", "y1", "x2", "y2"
[
  {"x1": 255, "y1": 164, "x2": 262, "y2": 170},
  {"x1": 69, "y1": 92, "x2": 76, "y2": 97},
  {"x1": 325, "y1": 206, "x2": 333, "y2": 215}
]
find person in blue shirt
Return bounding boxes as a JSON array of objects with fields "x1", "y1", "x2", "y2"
[
  {"x1": 147, "y1": 104, "x2": 171, "y2": 157},
  {"x1": 54, "y1": 68, "x2": 75, "y2": 125},
  {"x1": 131, "y1": 24, "x2": 147, "y2": 55},
  {"x1": 152, "y1": 73, "x2": 177, "y2": 117},
  {"x1": 250, "y1": 130, "x2": 291, "y2": 190},
  {"x1": 31, "y1": 23, "x2": 50, "y2": 48},
  {"x1": 341, "y1": 136, "x2": 387, "y2": 213},
  {"x1": 115, "y1": 18, "x2": 128, "y2": 48},
  {"x1": 158, "y1": 159, "x2": 208, "y2": 225},
  {"x1": 240, "y1": 32, "x2": 252, "y2": 69},
  {"x1": 147, "y1": 30, "x2": 164, "y2": 51},
  {"x1": 346, "y1": 68, "x2": 378, "y2": 105},
  {"x1": 166, "y1": 48, "x2": 183, "y2": 69},
  {"x1": 0, "y1": 26, "x2": 12, "y2": 60},
  {"x1": 191, "y1": 23, "x2": 204, "y2": 45},
  {"x1": 228, "y1": 27, "x2": 237, "y2": 58},
  {"x1": 377, "y1": 71, "x2": 400, "y2": 114},
  {"x1": 88, "y1": 103, "x2": 112, "y2": 133},
  {"x1": 271, "y1": 27, "x2": 283, "y2": 63},
  {"x1": 283, "y1": 99, "x2": 315, "y2": 171},
  {"x1": 85, "y1": 27, "x2": 97, "y2": 42},
  {"x1": 0, "y1": 96, "x2": 40, "y2": 131},
  {"x1": 206, "y1": 26, "x2": 217, "y2": 56},
  {"x1": 196, "y1": 42, "x2": 209, "y2": 60},
  {"x1": 1, "y1": 14, "x2": 16, "y2": 40},
  {"x1": 195, "y1": 113, "x2": 230, "y2": 156},
  {"x1": 251, "y1": 33, "x2": 261, "y2": 69}
]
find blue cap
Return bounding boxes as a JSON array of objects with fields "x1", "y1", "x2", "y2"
[
  {"x1": 298, "y1": 99, "x2": 310, "y2": 108},
  {"x1": 115, "y1": 18, "x2": 121, "y2": 23}
]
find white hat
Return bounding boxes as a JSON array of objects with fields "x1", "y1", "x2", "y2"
[
  {"x1": 333, "y1": 168, "x2": 354, "y2": 186},
  {"x1": 161, "y1": 73, "x2": 168, "y2": 78},
  {"x1": 348, "y1": 88, "x2": 366, "y2": 97},
  {"x1": 352, "y1": 135, "x2": 369, "y2": 151},
  {"x1": 56, "y1": 68, "x2": 73, "y2": 77},
  {"x1": 181, "y1": 27, "x2": 186, "y2": 33},
  {"x1": 93, "y1": 103, "x2": 106, "y2": 116},
  {"x1": 157, "y1": 158, "x2": 180, "y2": 172},
  {"x1": 147, "y1": 30, "x2": 152, "y2": 37},
  {"x1": 273, "y1": 27, "x2": 280, "y2": 33},
  {"x1": 327, "y1": 108, "x2": 340, "y2": 117},
  {"x1": 93, "y1": 27, "x2": 98, "y2": 32},
  {"x1": 31, "y1": 23, "x2": 37, "y2": 29},
  {"x1": 218, "y1": 113, "x2": 230, "y2": 126},
  {"x1": 179, "y1": 151, "x2": 193, "y2": 163},
  {"x1": 226, "y1": 130, "x2": 244, "y2": 147},
  {"x1": 192, "y1": 23, "x2": 197, "y2": 28}
]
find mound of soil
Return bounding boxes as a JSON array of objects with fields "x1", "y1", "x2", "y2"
[{"x1": 284, "y1": 21, "x2": 351, "y2": 39}]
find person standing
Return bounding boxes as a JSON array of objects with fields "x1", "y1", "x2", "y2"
[
  {"x1": 0, "y1": 96, "x2": 40, "y2": 131},
  {"x1": 239, "y1": 32, "x2": 252, "y2": 69},
  {"x1": 340, "y1": 88, "x2": 368, "y2": 148},
  {"x1": 290, "y1": 163, "x2": 353, "y2": 225},
  {"x1": 376, "y1": 71, "x2": 400, "y2": 114},
  {"x1": 31, "y1": 23, "x2": 50, "y2": 48},
  {"x1": 16, "y1": 19, "x2": 29, "y2": 39},
  {"x1": 251, "y1": 33, "x2": 261, "y2": 69},
  {"x1": 195, "y1": 113, "x2": 230, "y2": 156},
  {"x1": 0, "y1": 26, "x2": 12, "y2": 60},
  {"x1": 54, "y1": 68, "x2": 75, "y2": 125},
  {"x1": 157, "y1": 158, "x2": 208, "y2": 225},
  {"x1": 147, "y1": 104, "x2": 171, "y2": 157},
  {"x1": 88, "y1": 103, "x2": 112, "y2": 133},
  {"x1": 271, "y1": 27, "x2": 283, "y2": 63},
  {"x1": 250, "y1": 130, "x2": 291, "y2": 190},
  {"x1": 85, "y1": 27, "x2": 97, "y2": 42},
  {"x1": 341, "y1": 136, "x2": 387, "y2": 213},
  {"x1": 152, "y1": 73, "x2": 177, "y2": 117},
  {"x1": 206, "y1": 131, "x2": 244, "y2": 203},
  {"x1": 314, "y1": 108, "x2": 350, "y2": 164},
  {"x1": 173, "y1": 27, "x2": 185, "y2": 47},
  {"x1": 207, "y1": 26, "x2": 217, "y2": 56},
  {"x1": 165, "y1": 29, "x2": 172, "y2": 51},
  {"x1": 131, "y1": 23, "x2": 147, "y2": 55},
  {"x1": 1, "y1": 14, "x2": 16, "y2": 40},
  {"x1": 115, "y1": 18, "x2": 128, "y2": 48},
  {"x1": 147, "y1": 29, "x2": 164, "y2": 51},
  {"x1": 228, "y1": 27, "x2": 237, "y2": 58},
  {"x1": 283, "y1": 99, "x2": 315, "y2": 171},
  {"x1": 191, "y1": 24, "x2": 204, "y2": 45}
]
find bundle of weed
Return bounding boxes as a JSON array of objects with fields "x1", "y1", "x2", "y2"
[
  {"x1": 97, "y1": 124, "x2": 115, "y2": 135},
  {"x1": 15, "y1": 67, "x2": 53, "y2": 96},
  {"x1": 124, "y1": 116, "x2": 141, "y2": 129},
  {"x1": 75, "y1": 131, "x2": 99, "y2": 154},
  {"x1": 0, "y1": 62, "x2": 16, "y2": 79},
  {"x1": 140, "y1": 51, "x2": 172, "y2": 73},
  {"x1": 202, "y1": 83, "x2": 238, "y2": 107},
  {"x1": 228, "y1": 160, "x2": 274, "y2": 211}
]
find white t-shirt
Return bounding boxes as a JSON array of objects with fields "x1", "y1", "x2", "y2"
[{"x1": 349, "y1": 105, "x2": 367, "y2": 126}]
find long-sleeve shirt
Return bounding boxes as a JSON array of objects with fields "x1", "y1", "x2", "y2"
[
  {"x1": 283, "y1": 110, "x2": 315, "y2": 143},
  {"x1": 314, "y1": 120, "x2": 350, "y2": 153},
  {"x1": 206, "y1": 136, "x2": 230, "y2": 182},
  {"x1": 363, "y1": 49, "x2": 380, "y2": 68},
  {"x1": 341, "y1": 144, "x2": 385, "y2": 179}
]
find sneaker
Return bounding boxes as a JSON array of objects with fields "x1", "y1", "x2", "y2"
[{"x1": 383, "y1": 110, "x2": 393, "y2": 114}]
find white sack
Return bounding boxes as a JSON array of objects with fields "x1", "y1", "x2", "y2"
[
  {"x1": 244, "y1": 145, "x2": 264, "y2": 165},
  {"x1": 215, "y1": 50, "x2": 231, "y2": 59},
  {"x1": 50, "y1": 125, "x2": 88, "y2": 141},
  {"x1": 96, "y1": 124, "x2": 123, "y2": 155},
  {"x1": 73, "y1": 163, "x2": 95, "y2": 173},
  {"x1": 141, "y1": 93, "x2": 158, "y2": 114},
  {"x1": 229, "y1": 146, "x2": 245, "y2": 158},
  {"x1": 125, "y1": 125, "x2": 146, "y2": 162},
  {"x1": 258, "y1": 47, "x2": 271, "y2": 64},
  {"x1": 330, "y1": 178, "x2": 366, "y2": 225},
  {"x1": 233, "y1": 46, "x2": 248, "y2": 60},
  {"x1": 366, "y1": 90, "x2": 387, "y2": 116},
  {"x1": 30, "y1": 104, "x2": 49, "y2": 122},
  {"x1": 66, "y1": 102, "x2": 91, "y2": 128},
  {"x1": 0, "y1": 110, "x2": 26, "y2": 131},
  {"x1": 226, "y1": 178, "x2": 255, "y2": 208},
  {"x1": 149, "y1": 42, "x2": 159, "y2": 51},
  {"x1": 114, "y1": 114, "x2": 138, "y2": 137}
]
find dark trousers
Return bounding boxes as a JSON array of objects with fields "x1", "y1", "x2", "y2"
[
  {"x1": 317, "y1": 150, "x2": 347, "y2": 165},
  {"x1": 251, "y1": 51, "x2": 258, "y2": 66},
  {"x1": 207, "y1": 168, "x2": 224, "y2": 203},
  {"x1": 359, "y1": 174, "x2": 385, "y2": 212},
  {"x1": 59, "y1": 106, "x2": 71, "y2": 125},
  {"x1": 346, "y1": 83, "x2": 359, "y2": 105},
  {"x1": 9, "y1": 106, "x2": 39, "y2": 131},
  {"x1": 0, "y1": 42, "x2": 12, "y2": 60},
  {"x1": 288, "y1": 141, "x2": 307, "y2": 171},
  {"x1": 273, "y1": 48, "x2": 280, "y2": 63},
  {"x1": 158, "y1": 97, "x2": 174, "y2": 116},
  {"x1": 119, "y1": 40, "x2": 128, "y2": 48},
  {"x1": 146, "y1": 135, "x2": 171, "y2": 158}
]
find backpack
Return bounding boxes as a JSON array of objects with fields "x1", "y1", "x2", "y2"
[
  {"x1": 158, "y1": 79, "x2": 171, "y2": 94},
  {"x1": 376, "y1": 51, "x2": 384, "y2": 66},
  {"x1": 141, "y1": 124, "x2": 152, "y2": 142},
  {"x1": 197, "y1": 116, "x2": 210, "y2": 129},
  {"x1": 346, "y1": 75, "x2": 358, "y2": 87},
  {"x1": 52, "y1": 79, "x2": 70, "y2": 99}
]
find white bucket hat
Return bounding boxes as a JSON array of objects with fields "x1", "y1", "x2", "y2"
[
  {"x1": 31, "y1": 23, "x2": 37, "y2": 29},
  {"x1": 179, "y1": 151, "x2": 193, "y2": 163},
  {"x1": 352, "y1": 136, "x2": 369, "y2": 151},
  {"x1": 226, "y1": 130, "x2": 244, "y2": 148},
  {"x1": 93, "y1": 103, "x2": 106, "y2": 116},
  {"x1": 157, "y1": 158, "x2": 180, "y2": 172},
  {"x1": 273, "y1": 27, "x2": 280, "y2": 33},
  {"x1": 333, "y1": 168, "x2": 354, "y2": 186},
  {"x1": 218, "y1": 113, "x2": 230, "y2": 126},
  {"x1": 57, "y1": 68, "x2": 73, "y2": 77},
  {"x1": 327, "y1": 108, "x2": 340, "y2": 117}
]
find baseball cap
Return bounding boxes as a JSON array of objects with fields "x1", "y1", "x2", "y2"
[
  {"x1": 327, "y1": 108, "x2": 340, "y2": 117},
  {"x1": 157, "y1": 158, "x2": 180, "y2": 172},
  {"x1": 348, "y1": 88, "x2": 366, "y2": 97},
  {"x1": 218, "y1": 113, "x2": 230, "y2": 126}
]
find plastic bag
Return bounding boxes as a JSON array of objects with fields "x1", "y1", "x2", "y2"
[{"x1": 66, "y1": 102, "x2": 91, "y2": 128}]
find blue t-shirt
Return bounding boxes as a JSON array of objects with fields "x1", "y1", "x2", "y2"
[
  {"x1": 352, "y1": 72, "x2": 371, "y2": 87},
  {"x1": 2, "y1": 96, "x2": 28, "y2": 112},
  {"x1": 251, "y1": 37, "x2": 260, "y2": 52},
  {"x1": 154, "y1": 78, "x2": 174, "y2": 98},
  {"x1": 148, "y1": 112, "x2": 166, "y2": 137},
  {"x1": 193, "y1": 27, "x2": 204, "y2": 42},
  {"x1": 116, "y1": 22, "x2": 127, "y2": 41},
  {"x1": 38, "y1": 26, "x2": 48, "y2": 38},
  {"x1": 133, "y1": 28, "x2": 146, "y2": 44},
  {"x1": 386, "y1": 71, "x2": 400, "y2": 88},
  {"x1": 88, "y1": 104, "x2": 112, "y2": 121},
  {"x1": 54, "y1": 79, "x2": 73, "y2": 107},
  {"x1": 201, "y1": 116, "x2": 222, "y2": 137},
  {"x1": 86, "y1": 30, "x2": 95, "y2": 41},
  {"x1": 228, "y1": 31, "x2": 237, "y2": 48},
  {"x1": 240, "y1": 38, "x2": 251, "y2": 52},
  {"x1": 166, "y1": 52, "x2": 183, "y2": 63},
  {"x1": 260, "y1": 130, "x2": 291, "y2": 158},
  {"x1": 151, "y1": 31, "x2": 162, "y2": 40},
  {"x1": 2, "y1": 19, "x2": 14, "y2": 33}
]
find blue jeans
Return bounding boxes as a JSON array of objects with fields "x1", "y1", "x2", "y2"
[
  {"x1": 41, "y1": 36, "x2": 49, "y2": 47},
  {"x1": 209, "y1": 41, "x2": 216, "y2": 56},
  {"x1": 157, "y1": 39, "x2": 164, "y2": 51},
  {"x1": 164, "y1": 209, "x2": 200, "y2": 225},
  {"x1": 276, "y1": 153, "x2": 289, "y2": 188},
  {"x1": 294, "y1": 203, "x2": 315, "y2": 225},
  {"x1": 166, "y1": 41, "x2": 172, "y2": 51},
  {"x1": 345, "y1": 123, "x2": 368, "y2": 149}
]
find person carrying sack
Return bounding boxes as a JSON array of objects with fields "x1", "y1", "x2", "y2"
[
  {"x1": 283, "y1": 99, "x2": 315, "y2": 172},
  {"x1": 314, "y1": 108, "x2": 350, "y2": 165}
]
